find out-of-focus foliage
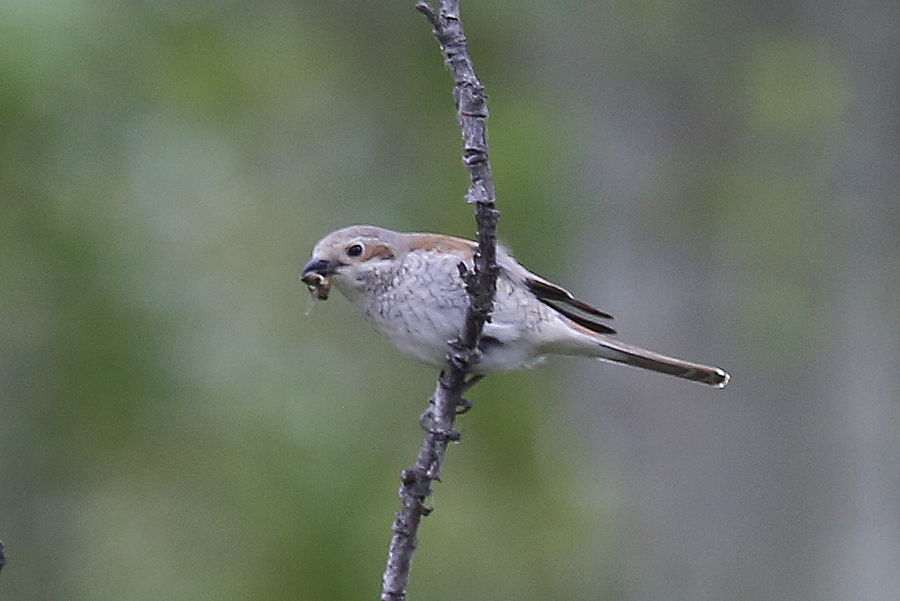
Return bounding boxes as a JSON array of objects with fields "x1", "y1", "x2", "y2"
[{"x1": 1, "y1": 1, "x2": 898, "y2": 600}]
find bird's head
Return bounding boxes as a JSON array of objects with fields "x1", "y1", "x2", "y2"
[{"x1": 301, "y1": 225, "x2": 401, "y2": 301}]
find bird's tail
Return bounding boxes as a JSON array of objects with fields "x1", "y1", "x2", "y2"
[
  {"x1": 590, "y1": 335, "x2": 730, "y2": 387},
  {"x1": 551, "y1": 325, "x2": 730, "y2": 388}
]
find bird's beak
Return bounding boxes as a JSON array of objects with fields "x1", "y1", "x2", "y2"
[
  {"x1": 301, "y1": 258, "x2": 334, "y2": 301},
  {"x1": 301, "y1": 258, "x2": 332, "y2": 281}
]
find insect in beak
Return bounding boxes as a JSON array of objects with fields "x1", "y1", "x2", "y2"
[{"x1": 301, "y1": 258, "x2": 333, "y2": 301}]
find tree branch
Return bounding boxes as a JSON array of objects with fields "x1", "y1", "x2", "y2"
[{"x1": 380, "y1": 2, "x2": 498, "y2": 600}]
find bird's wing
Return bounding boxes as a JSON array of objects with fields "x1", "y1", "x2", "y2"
[
  {"x1": 523, "y1": 274, "x2": 617, "y2": 335},
  {"x1": 492, "y1": 247, "x2": 616, "y2": 335}
]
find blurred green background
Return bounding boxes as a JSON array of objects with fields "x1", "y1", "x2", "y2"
[{"x1": 2, "y1": 0, "x2": 899, "y2": 599}]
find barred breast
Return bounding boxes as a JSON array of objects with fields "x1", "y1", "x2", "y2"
[
  {"x1": 359, "y1": 249, "x2": 470, "y2": 366},
  {"x1": 356, "y1": 248, "x2": 564, "y2": 371}
]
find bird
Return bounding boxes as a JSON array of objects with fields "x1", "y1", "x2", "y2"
[{"x1": 301, "y1": 225, "x2": 730, "y2": 388}]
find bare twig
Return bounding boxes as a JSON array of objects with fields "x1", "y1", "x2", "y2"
[{"x1": 380, "y1": 2, "x2": 498, "y2": 600}]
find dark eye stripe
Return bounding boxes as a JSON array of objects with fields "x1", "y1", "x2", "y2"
[{"x1": 361, "y1": 243, "x2": 396, "y2": 261}]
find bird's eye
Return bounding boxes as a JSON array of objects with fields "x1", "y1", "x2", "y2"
[{"x1": 346, "y1": 244, "x2": 363, "y2": 257}]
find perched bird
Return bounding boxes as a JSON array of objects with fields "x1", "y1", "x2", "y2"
[{"x1": 301, "y1": 225, "x2": 730, "y2": 388}]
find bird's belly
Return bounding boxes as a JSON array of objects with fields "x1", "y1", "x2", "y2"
[
  {"x1": 366, "y1": 310, "x2": 545, "y2": 373},
  {"x1": 356, "y1": 268, "x2": 552, "y2": 372},
  {"x1": 383, "y1": 329, "x2": 453, "y2": 367},
  {"x1": 474, "y1": 340, "x2": 545, "y2": 373},
  {"x1": 361, "y1": 298, "x2": 466, "y2": 368},
  {"x1": 378, "y1": 322, "x2": 542, "y2": 373}
]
